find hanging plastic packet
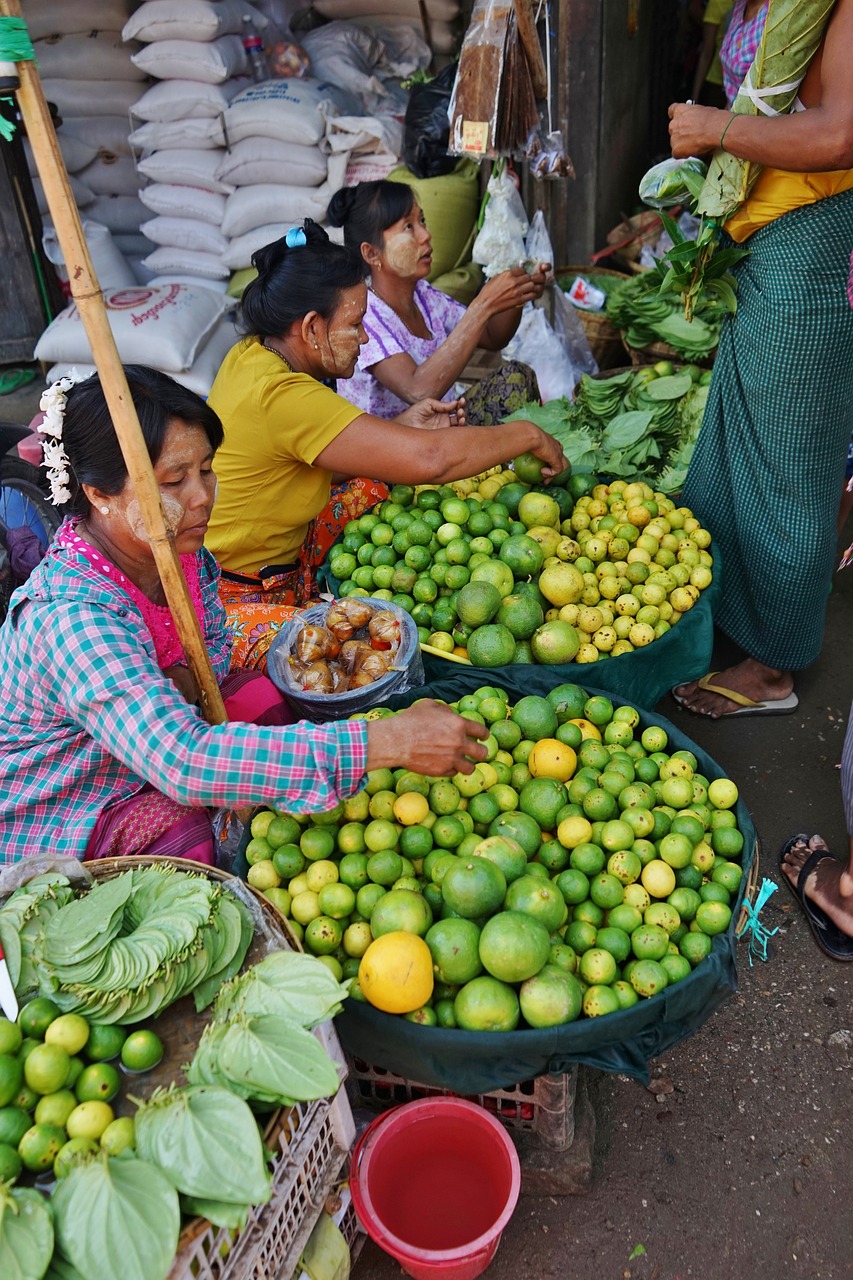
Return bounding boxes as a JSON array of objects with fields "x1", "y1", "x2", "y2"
[
  {"x1": 565, "y1": 275, "x2": 606, "y2": 312},
  {"x1": 526, "y1": 125, "x2": 575, "y2": 179},
  {"x1": 472, "y1": 166, "x2": 529, "y2": 278},
  {"x1": 524, "y1": 208, "x2": 553, "y2": 275},
  {"x1": 638, "y1": 156, "x2": 707, "y2": 209}
]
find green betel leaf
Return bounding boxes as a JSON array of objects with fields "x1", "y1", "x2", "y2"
[
  {"x1": 216, "y1": 1015, "x2": 342, "y2": 1106},
  {"x1": 642, "y1": 373, "x2": 694, "y2": 401},
  {"x1": 601, "y1": 412, "x2": 654, "y2": 449},
  {"x1": 52, "y1": 1156, "x2": 180, "y2": 1280},
  {"x1": 45, "y1": 1260, "x2": 86, "y2": 1280},
  {"x1": 216, "y1": 950, "x2": 349, "y2": 1027},
  {"x1": 180, "y1": 1196, "x2": 250, "y2": 1231},
  {"x1": 134, "y1": 1085, "x2": 271, "y2": 1207},
  {"x1": 0, "y1": 1186, "x2": 54, "y2": 1280}
]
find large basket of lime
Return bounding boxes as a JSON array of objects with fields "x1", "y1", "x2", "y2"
[
  {"x1": 320, "y1": 462, "x2": 721, "y2": 709},
  {"x1": 245, "y1": 675, "x2": 755, "y2": 1093}
]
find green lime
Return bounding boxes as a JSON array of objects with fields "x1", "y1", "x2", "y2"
[
  {"x1": 17, "y1": 997, "x2": 60, "y2": 1040},
  {"x1": 0, "y1": 1106, "x2": 31, "y2": 1148},
  {"x1": 84, "y1": 1024, "x2": 127, "y2": 1063},
  {"x1": 54, "y1": 1136, "x2": 100, "y2": 1178},
  {"x1": 0, "y1": 1141, "x2": 22, "y2": 1183},
  {"x1": 0, "y1": 1019, "x2": 22, "y2": 1057},
  {"x1": 75, "y1": 1062, "x2": 121, "y2": 1102},
  {"x1": 18, "y1": 1122, "x2": 66, "y2": 1172},
  {"x1": 0, "y1": 1054, "x2": 23, "y2": 1108},
  {"x1": 34, "y1": 1089, "x2": 77, "y2": 1128},
  {"x1": 24, "y1": 1043, "x2": 70, "y2": 1096},
  {"x1": 120, "y1": 1030, "x2": 164, "y2": 1074}
]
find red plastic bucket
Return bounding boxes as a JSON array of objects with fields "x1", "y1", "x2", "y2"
[{"x1": 350, "y1": 1096, "x2": 521, "y2": 1280}]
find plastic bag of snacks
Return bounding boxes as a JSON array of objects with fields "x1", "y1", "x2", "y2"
[{"x1": 266, "y1": 598, "x2": 423, "y2": 721}]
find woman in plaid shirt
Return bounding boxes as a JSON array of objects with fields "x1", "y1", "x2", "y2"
[{"x1": 0, "y1": 369, "x2": 487, "y2": 867}]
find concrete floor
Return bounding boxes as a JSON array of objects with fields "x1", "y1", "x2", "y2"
[{"x1": 3, "y1": 368, "x2": 851, "y2": 1280}]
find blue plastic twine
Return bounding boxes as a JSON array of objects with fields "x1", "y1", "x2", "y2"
[{"x1": 736, "y1": 877, "x2": 779, "y2": 965}]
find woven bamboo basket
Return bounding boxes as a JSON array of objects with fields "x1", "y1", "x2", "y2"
[
  {"x1": 556, "y1": 265, "x2": 631, "y2": 371},
  {"x1": 623, "y1": 337, "x2": 717, "y2": 370}
]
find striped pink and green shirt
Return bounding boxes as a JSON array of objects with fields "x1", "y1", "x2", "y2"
[{"x1": 0, "y1": 528, "x2": 368, "y2": 865}]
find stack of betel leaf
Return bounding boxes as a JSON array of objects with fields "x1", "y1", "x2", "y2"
[
  {"x1": 0, "y1": 916, "x2": 349, "y2": 1280},
  {"x1": 0, "y1": 865, "x2": 255, "y2": 1022},
  {"x1": 503, "y1": 363, "x2": 711, "y2": 493},
  {"x1": 604, "y1": 272, "x2": 723, "y2": 360}
]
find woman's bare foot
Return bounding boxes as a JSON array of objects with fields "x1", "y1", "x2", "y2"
[
  {"x1": 673, "y1": 657, "x2": 794, "y2": 719},
  {"x1": 781, "y1": 835, "x2": 853, "y2": 939}
]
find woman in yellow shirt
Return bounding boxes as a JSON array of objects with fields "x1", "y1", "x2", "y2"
[{"x1": 206, "y1": 221, "x2": 565, "y2": 669}]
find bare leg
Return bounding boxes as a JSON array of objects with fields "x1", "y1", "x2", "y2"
[
  {"x1": 674, "y1": 657, "x2": 794, "y2": 719},
  {"x1": 780, "y1": 835, "x2": 853, "y2": 939}
]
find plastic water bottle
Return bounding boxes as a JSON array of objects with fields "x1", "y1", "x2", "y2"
[{"x1": 242, "y1": 16, "x2": 268, "y2": 82}]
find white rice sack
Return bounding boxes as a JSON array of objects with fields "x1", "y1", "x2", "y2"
[
  {"x1": 34, "y1": 31, "x2": 147, "y2": 80},
  {"x1": 22, "y1": 0, "x2": 134, "y2": 40},
  {"x1": 300, "y1": 24, "x2": 387, "y2": 108},
  {"x1": 217, "y1": 79, "x2": 346, "y2": 147},
  {"x1": 41, "y1": 79, "x2": 145, "y2": 118},
  {"x1": 171, "y1": 316, "x2": 240, "y2": 395},
  {"x1": 313, "y1": 0, "x2": 460, "y2": 18},
  {"x1": 130, "y1": 118, "x2": 221, "y2": 153},
  {"x1": 86, "y1": 195, "x2": 147, "y2": 234},
  {"x1": 139, "y1": 183, "x2": 226, "y2": 227},
  {"x1": 123, "y1": 0, "x2": 266, "y2": 44},
  {"x1": 34, "y1": 284, "x2": 232, "y2": 371},
  {"x1": 148, "y1": 274, "x2": 228, "y2": 294},
  {"x1": 367, "y1": 24, "x2": 431, "y2": 77},
  {"x1": 141, "y1": 216, "x2": 229, "y2": 257},
  {"x1": 33, "y1": 174, "x2": 95, "y2": 215},
  {"x1": 344, "y1": 154, "x2": 398, "y2": 186},
  {"x1": 137, "y1": 149, "x2": 235, "y2": 195},
  {"x1": 325, "y1": 114, "x2": 403, "y2": 159},
  {"x1": 221, "y1": 184, "x2": 333, "y2": 238},
  {"x1": 24, "y1": 131, "x2": 97, "y2": 176},
  {"x1": 115, "y1": 234, "x2": 157, "y2": 257},
  {"x1": 131, "y1": 78, "x2": 245, "y2": 122},
  {"x1": 350, "y1": 15, "x2": 458, "y2": 54},
  {"x1": 131, "y1": 36, "x2": 247, "y2": 85},
  {"x1": 43, "y1": 220, "x2": 136, "y2": 290},
  {"x1": 215, "y1": 139, "x2": 327, "y2": 188},
  {"x1": 142, "y1": 247, "x2": 231, "y2": 281},
  {"x1": 60, "y1": 117, "x2": 135, "y2": 159},
  {"x1": 223, "y1": 225, "x2": 290, "y2": 270},
  {"x1": 78, "y1": 156, "x2": 141, "y2": 198}
]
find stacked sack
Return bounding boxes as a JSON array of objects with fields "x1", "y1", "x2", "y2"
[
  {"x1": 123, "y1": 0, "x2": 268, "y2": 288},
  {"x1": 310, "y1": 0, "x2": 462, "y2": 57},
  {"x1": 21, "y1": 0, "x2": 151, "y2": 276}
]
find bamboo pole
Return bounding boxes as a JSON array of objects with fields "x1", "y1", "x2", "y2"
[
  {"x1": 513, "y1": 0, "x2": 548, "y2": 100},
  {"x1": 1, "y1": 0, "x2": 227, "y2": 726}
]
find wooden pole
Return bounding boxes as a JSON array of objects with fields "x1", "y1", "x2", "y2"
[
  {"x1": 1, "y1": 0, "x2": 227, "y2": 726},
  {"x1": 513, "y1": 0, "x2": 549, "y2": 100}
]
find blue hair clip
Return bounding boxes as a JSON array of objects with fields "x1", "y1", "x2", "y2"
[{"x1": 285, "y1": 227, "x2": 307, "y2": 249}]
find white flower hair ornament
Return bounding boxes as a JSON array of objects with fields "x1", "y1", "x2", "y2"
[{"x1": 38, "y1": 369, "x2": 86, "y2": 505}]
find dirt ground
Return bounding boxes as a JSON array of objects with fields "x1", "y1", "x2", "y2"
[
  {"x1": 353, "y1": 548, "x2": 853, "y2": 1280},
  {"x1": 3, "y1": 376, "x2": 851, "y2": 1280}
]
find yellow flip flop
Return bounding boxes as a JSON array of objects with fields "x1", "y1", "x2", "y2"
[{"x1": 672, "y1": 672, "x2": 799, "y2": 718}]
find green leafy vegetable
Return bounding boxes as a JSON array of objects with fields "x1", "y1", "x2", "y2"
[
  {"x1": 189, "y1": 1014, "x2": 342, "y2": 1107},
  {"x1": 180, "y1": 1196, "x2": 250, "y2": 1231},
  {"x1": 134, "y1": 1085, "x2": 271, "y2": 1207},
  {"x1": 52, "y1": 1156, "x2": 180, "y2": 1280},
  {"x1": 214, "y1": 950, "x2": 350, "y2": 1027},
  {"x1": 0, "y1": 1184, "x2": 54, "y2": 1280}
]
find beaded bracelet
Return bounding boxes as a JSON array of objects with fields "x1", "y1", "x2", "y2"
[{"x1": 719, "y1": 113, "x2": 737, "y2": 151}]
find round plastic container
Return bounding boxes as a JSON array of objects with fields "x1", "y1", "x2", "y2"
[{"x1": 350, "y1": 1097, "x2": 521, "y2": 1280}]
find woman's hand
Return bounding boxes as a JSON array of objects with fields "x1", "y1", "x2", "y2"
[
  {"x1": 397, "y1": 397, "x2": 467, "y2": 430},
  {"x1": 522, "y1": 427, "x2": 569, "y2": 481},
  {"x1": 668, "y1": 102, "x2": 728, "y2": 157},
  {"x1": 478, "y1": 265, "x2": 547, "y2": 317},
  {"x1": 366, "y1": 700, "x2": 489, "y2": 776}
]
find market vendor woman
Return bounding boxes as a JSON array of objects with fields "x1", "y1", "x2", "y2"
[
  {"x1": 205, "y1": 220, "x2": 565, "y2": 669},
  {"x1": 0, "y1": 368, "x2": 489, "y2": 867}
]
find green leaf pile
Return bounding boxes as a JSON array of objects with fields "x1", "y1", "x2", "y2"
[
  {"x1": 0, "y1": 1184, "x2": 54, "y2": 1280},
  {"x1": 504, "y1": 364, "x2": 710, "y2": 491},
  {"x1": 51, "y1": 1156, "x2": 180, "y2": 1280},
  {"x1": 134, "y1": 1085, "x2": 271, "y2": 1208},
  {"x1": 2, "y1": 866, "x2": 254, "y2": 1023},
  {"x1": 605, "y1": 271, "x2": 724, "y2": 358},
  {"x1": 213, "y1": 950, "x2": 349, "y2": 1026}
]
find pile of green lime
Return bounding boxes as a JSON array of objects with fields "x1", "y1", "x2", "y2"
[
  {"x1": 0, "y1": 1002, "x2": 163, "y2": 1184},
  {"x1": 244, "y1": 682, "x2": 745, "y2": 1030},
  {"x1": 324, "y1": 466, "x2": 714, "y2": 669}
]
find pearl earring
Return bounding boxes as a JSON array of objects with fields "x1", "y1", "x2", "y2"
[
  {"x1": 100, "y1": 505, "x2": 110, "y2": 515},
  {"x1": 314, "y1": 343, "x2": 319, "y2": 349}
]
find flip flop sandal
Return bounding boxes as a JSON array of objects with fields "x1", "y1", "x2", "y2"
[
  {"x1": 0, "y1": 368, "x2": 36, "y2": 395},
  {"x1": 778, "y1": 835, "x2": 853, "y2": 962},
  {"x1": 671, "y1": 672, "x2": 799, "y2": 718}
]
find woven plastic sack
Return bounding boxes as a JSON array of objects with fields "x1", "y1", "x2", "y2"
[
  {"x1": 335, "y1": 673, "x2": 755, "y2": 1090},
  {"x1": 266, "y1": 598, "x2": 424, "y2": 723}
]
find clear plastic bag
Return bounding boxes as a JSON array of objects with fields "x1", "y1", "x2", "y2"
[
  {"x1": 552, "y1": 285, "x2": 599, "y2": 378},
  {"x1": 266, "y1": 598, "x2": 423, "y2": 722},
  {"x1": 472, "y1": 167, "x2": 529, "y2": 278},
  {"x1": 638, "y1": 157, "x2": 707, "y2": 210},
  {"x1": 524, "y1": 209, "x2": 553, "y2": 274}
]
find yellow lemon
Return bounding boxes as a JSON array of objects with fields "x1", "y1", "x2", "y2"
[
  {"x1": 358, "y1": 932, "x2": 434, "y2": 1014},
  {"x1": 66, "y1": 1101, "x2": 114, "y2": 1142},
  {"x1": 640, "y1": 860, "x2": 677, "y2": 899},
  {"x1": 528, "y1": 739, "x2": 577, "y2": 783},
  {"x1": 567, "y1": 718, "x2": 602, "y2": 742}
]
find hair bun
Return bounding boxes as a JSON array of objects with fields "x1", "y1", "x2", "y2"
[{"x1": 326, "y1": 187, "x2": 358, "y2": 228}]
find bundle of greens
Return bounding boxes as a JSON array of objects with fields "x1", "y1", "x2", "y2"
[
  {"x1": 0, "y1": 866, "x2": 255, "y2": 1023},
  {"x1": 504, "y1": 365, "x2": 710, "y2": 490},
  {"x1": 604, "y1": 272, "x2": 723, "y2": 358},
  {"x1": 0, "y1": 1183, "x2": 54, "y2": 1280},
  {"x1": 656, "y1": 0, "x2": 838, "y2": 317}
]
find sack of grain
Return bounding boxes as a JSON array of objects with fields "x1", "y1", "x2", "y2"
[
  {"x1": 24, "y1": 131, "x2": 97, "y2": 176},
  {"x1": 123, "y1": 0, "x2": 266, "y2": 44},
  {"x1": 22, "y1": 0, "x2": 134, "y2": 40},
  {"x1": 86, "y1": 195, "x2": 147, "y2": 234},
  {"x1": 131, "y1": 77, "x2": 243, "y2": 121},
  {"x1": 41, "y1": 78, "x2": 145, "y2": 117},
  {"x1": 137, "y1": 148, "x2": 235, "y2": 195},
  {"x1": 217, "y1": 78, "x2": 349, "y2": 147},
  {"x1": 215, "y1": 138, "x2": 327, "y2": 188},
  {"x1": 141, "y1": 216, "x2": 229, "y2": 256},
  {"x1": 221, "y1": 183, "x2": 332, "y2": 238},
  {"x1": 139, "y1": 183, "x2": 226, "y2": 226},
  {"x1": 43, "y1": 219, "x2": 137, "y2": 292},
  {"x1": 130, "y1": 118, "x2": 221, "y2": 152},
  {"x1": 34, "y1": 283, "x2": 232, "y2": 370},
  {"x1": 77, "y1": 155, "x2": 141, "y2": 198},
  {"x1": 131, "y1": 35, "x2": 247, "y2": 84},
  {"x1": 34, "y1": 31, "x2": 146, "y2": 79},
  {"x1": 142, "y1": 246, "x2": 230, "y2": 280},
  {"x1": 60, "y1": 116, "x2": 135, "y2": 158}
]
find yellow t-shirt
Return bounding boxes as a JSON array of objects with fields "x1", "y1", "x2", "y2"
[
  {"x1": 725, "y1": 166, "x2": 853, "y2": 242},
  {"x1": 206, "y1": 338, "x2": 363, "y2": 575},
  {"x1": 703, "y1": 0, "x2": 732, "y2": 89}
]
